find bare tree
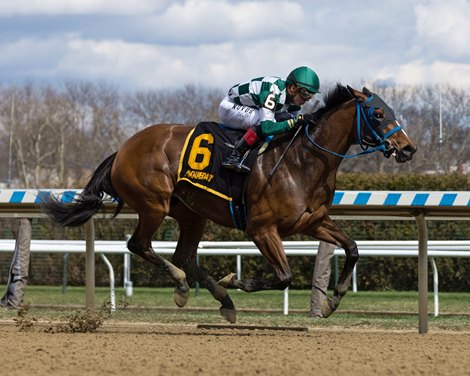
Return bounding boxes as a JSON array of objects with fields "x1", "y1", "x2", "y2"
[
  {"x1": 123, "y1": 84, "x2": 223, "y2": 133},
  {"x1": 0, "y1": 80, "x2": 467, "y2": 189},
  {"x1": 63, "y1": 81, "x2": 126, "y2": 178},
  {"x1": 0, "y1": 84, "x2": 51, "y2": 187}
]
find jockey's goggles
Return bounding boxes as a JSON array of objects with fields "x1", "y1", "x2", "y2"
[{"x1": 297, "y1": 87, "x2": 315, "y2": 101}]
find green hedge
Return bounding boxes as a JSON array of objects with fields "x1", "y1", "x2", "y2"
[{"x1": 336, "y1": 172, "x2": 469, "y2": 191}]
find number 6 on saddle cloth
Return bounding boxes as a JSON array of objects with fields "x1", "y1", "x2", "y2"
[{"x1": 177, "y1": 121, "x2": 268, "y2": 229}]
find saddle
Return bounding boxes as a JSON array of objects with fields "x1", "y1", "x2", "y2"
[{"x1": 176, "y1": 121, "x2": 260, "y2": 229}]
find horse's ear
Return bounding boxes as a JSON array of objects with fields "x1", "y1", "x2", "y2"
[{"x1": 347, "y1": 85, "x2": 367, "y2": 102}]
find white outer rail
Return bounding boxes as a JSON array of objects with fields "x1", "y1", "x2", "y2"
[{"x1": 1, "y1": 239, "x2": 469, "y2": 254}]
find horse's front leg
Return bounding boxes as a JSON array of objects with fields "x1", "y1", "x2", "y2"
[
  {"x1": 321, "y1": 238, "x2": 358, "y2": 317},
  {"x1": 313, "y1": 220, "x2": 359, "y2": 317},
  {"x1": 218, "y1": 227, "x2": 293, "y2": 291}
]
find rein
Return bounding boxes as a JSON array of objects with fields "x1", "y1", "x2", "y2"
[
  {"x1": 304, "y1": 101, "x2": 402, "y2": 159},
  {"x1": 269, "y1": 100, "x2": 321, "y2": 177}
]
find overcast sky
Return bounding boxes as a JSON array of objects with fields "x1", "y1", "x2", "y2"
[{"x1": 1, "y1": 0, "x2": 469, "y2": 91}]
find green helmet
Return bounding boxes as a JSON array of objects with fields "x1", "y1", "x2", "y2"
[{"x1": 286, "y1": 66, "x2": 320, "y2": 93}]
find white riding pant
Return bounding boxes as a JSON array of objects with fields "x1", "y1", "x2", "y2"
[{"x1": 218, "y1": 96, "x2": 260, "y2": 130}]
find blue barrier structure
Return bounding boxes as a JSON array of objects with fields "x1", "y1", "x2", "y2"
[
  {"x1": 0, "y1": 189, "x2": 469, "y2": 333},
  {"x1": 1, "y1": 189, "x2": 468, "y2": 215},
  {"x1": 330, "y1": 190, "x2": 470, "y2": 218}
]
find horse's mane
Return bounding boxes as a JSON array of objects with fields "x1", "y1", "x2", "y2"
[
  {"x1": 269, "y1": 83, "x2": 354, "y2": 147},
  {"x1": 311, "y1": 83, "x2": 353, "y2": 121}
]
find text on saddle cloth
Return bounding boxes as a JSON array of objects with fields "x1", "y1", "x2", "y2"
[
  {"x1": 177, "y1": 121, "x2": 259, "y2": 202},
  {"x1": 177, "y1": 121, "x2": 261, "y2": 229}
]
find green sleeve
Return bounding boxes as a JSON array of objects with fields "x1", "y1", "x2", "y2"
[{"x1": 259, "y1": 118, "x2": 296, "y2": 136}]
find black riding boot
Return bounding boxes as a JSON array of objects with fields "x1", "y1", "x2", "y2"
[{"x1": 222, "y1": 137, "x2": 251, "y2": 173}]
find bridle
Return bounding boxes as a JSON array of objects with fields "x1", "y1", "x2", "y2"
[{"x1": 304, "y1": 93, "x2": 403, "y2": 159}]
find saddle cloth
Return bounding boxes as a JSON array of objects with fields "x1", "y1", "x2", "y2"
[{"x1": 176, "y1": 121, "x2": 258, "y2": 228}]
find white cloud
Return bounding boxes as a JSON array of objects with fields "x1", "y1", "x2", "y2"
[
  {"x1": 414, "y1": 0, "x2": 470, "y2": 60},
  {"x1": 57, "y1": 37, "x2": 233, "y2": 89},
  {"x1": 375, "y1": 60, "x2": 470, "y2": 87},
  {"x1": 0, "y1": 37, "x2": 66, "y2": 77},
  {"x1": 230, "y1": 1, "x2": 303, "y2": 37},
  {"x1": 0, "y1": 0, "x2": 170, "y2": 16},
  {"x1": 50, "y1": 36, "x2": 326, "y2": 90},
  {"x1": 142, "y1": 1, "x2": 303, "y2": 44},
  {"x1": 0, "y1": 0, "x2": 469, "y2": 90}
]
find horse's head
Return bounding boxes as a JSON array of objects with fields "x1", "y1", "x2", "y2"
[{"x1": 347, "y1": 86, "x2": 417, "y2": 163}]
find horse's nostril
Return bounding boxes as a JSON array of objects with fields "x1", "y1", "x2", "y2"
[{"x1": 404, "y1": 144, "x2": 417, "y2": 155}]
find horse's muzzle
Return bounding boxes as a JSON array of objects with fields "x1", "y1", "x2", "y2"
[{"x1": 395, "y1": 144, "x2": 417, "y2": 163}]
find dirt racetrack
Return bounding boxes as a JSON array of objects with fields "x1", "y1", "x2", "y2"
[{"x1": 0, "y1": 322, "x2": 469, "y2": 376}]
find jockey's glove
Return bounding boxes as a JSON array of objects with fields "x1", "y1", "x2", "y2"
[
  {"x1": 275, "y1": 111, "x2": 295, "y2": 122},
  {"x1": 296, "y1": 113, "x2": 315, "y2": 127}
]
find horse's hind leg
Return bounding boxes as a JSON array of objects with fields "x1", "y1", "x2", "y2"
[
  {"x1": 128, "y1": 213, "x2": 190, "y2": 308},
  {"x1": 170, "y1": 205, "x2": 236, "y2": 323}
]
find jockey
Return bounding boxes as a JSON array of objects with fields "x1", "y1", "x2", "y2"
[{"x1": 219, "y1": 66, "x2": 320, "y2": 172}]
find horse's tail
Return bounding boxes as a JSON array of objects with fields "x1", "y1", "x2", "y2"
[{"x1": 42, "y1": 152, "x2": 124, "y2": 227}]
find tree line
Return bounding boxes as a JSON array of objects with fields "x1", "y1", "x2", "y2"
[{"x1": 0, "y1": 80, "x2": 468, "y2": 188}]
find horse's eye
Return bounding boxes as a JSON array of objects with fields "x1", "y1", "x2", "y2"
[{"x1": 373, "y1": 111, "x2": 384, "y2": 120}]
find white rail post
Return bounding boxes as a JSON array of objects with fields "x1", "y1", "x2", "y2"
[
  {"x1": 283, "y1": 287, "x2": 289, "y2": 315},
  {"x1": 85, "y1": 218, "x2": 95, "y2": 310},
  {"x1": 236, "y1": 254, "x2": 242, "y2": 291},
  {"x1": 431, "y1": 257, "x2": 439, "y2": 317},
  {"x1": 124, "y1": 234, "x2": 133, "y2": 297},
  {"x1": 415, "y1": 213, "x2": 428, "y2": 334},
  {"x1": 100, "y1": 254, "x2": 116, "y2": 312},
  {"x1": 236, "y1": 254, "x2": 242, "y2": 280},
  {"x1": 352, "y1": 264, "x2": 357, "y2": 293}
]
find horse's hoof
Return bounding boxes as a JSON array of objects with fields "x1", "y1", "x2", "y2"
[
  {"x1": 220, "y1": 307, "x2": 237, "y2": 323},
  {"x1": 217, "y1": 272, "x2": 236, "y2": 288},
  {"x1": 309, "y1": 312, "x2": 324, "y2": 319},
  {"x1": 173, "y1": 285, "x2": 190, "y2": 308},
  {"x1": 321, "y1": 297, "x2": 335, "y2": 318}
]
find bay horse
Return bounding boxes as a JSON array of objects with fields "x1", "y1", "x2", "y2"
[{"x1": 43, "y1": 84, "x2": 416, "y2": 323}]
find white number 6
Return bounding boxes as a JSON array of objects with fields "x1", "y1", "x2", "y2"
[{"x1": 264, "y1": 93, "x2": 276, "y2": 110}]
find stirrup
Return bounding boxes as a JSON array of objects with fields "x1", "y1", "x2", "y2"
[
  {"x1": 235, "y1": 163, "x2": 250, "y2": 173},
  {"x1": 222, "y1": 160, "x2": 237, "y2": 170},
  {"x1": 234, "y1": 154, "x2": 251, "y2": 173},
  {"x1": 222, "y1": 157, "x2": 250, "y2": 173}
]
